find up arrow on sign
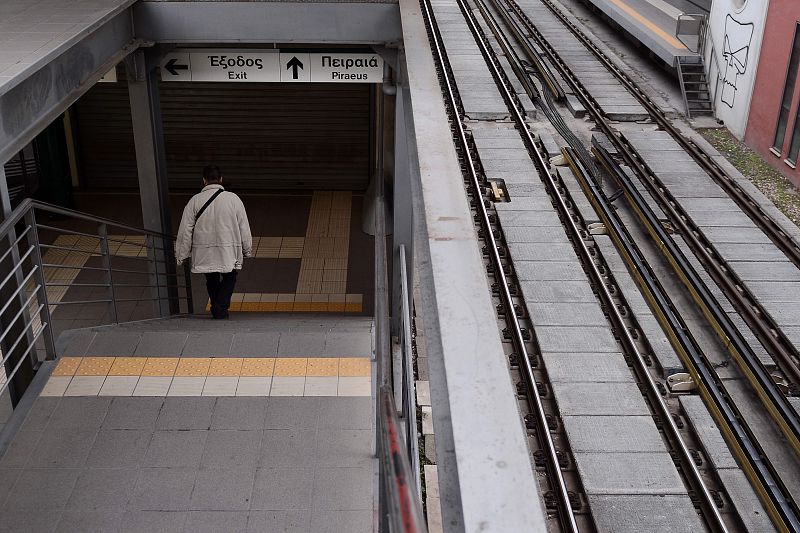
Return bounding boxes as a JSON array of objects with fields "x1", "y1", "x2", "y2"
[
  {"x1": 279, "y1": 53, "x2": 310, "y2": 82},
  {"x1": 286, "y1": 56, "x2": 303, "y2": 80}
]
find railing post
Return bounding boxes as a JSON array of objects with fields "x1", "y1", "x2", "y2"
[
  {"x1": 399, "y1": 244, "x2": 421, "y2": 498},
  {"x1": 97, "y1": 223, "x2": 118, "y2": 324},
  {"x1": 23, "y1": 209, "x2": 56, "y2": 361}
]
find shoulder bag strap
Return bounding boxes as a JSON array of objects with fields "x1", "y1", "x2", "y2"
[{"x1": 195, "y1": 189, "x2": 225, "y2": 221}]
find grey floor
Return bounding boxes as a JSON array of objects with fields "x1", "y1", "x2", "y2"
[{"x1": 0, "y1": 395, "x2": 375, "y2": 533}]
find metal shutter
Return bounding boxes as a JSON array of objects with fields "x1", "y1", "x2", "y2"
[{"x1": 73, "y1": 76, "x2": 371, "y2": 191}]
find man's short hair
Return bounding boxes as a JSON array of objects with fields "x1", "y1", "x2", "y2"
[{"x1": 203, "y1": 164, "x2": 222, "y2": 183}]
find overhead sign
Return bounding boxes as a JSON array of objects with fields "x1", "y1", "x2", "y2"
[{"x1": 160, "y1": 50, "x2": 383, "y2": 83}]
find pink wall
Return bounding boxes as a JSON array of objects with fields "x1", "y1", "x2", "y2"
[{"x1": 745, "y1": 0, "x2": 800, "y2": 187}]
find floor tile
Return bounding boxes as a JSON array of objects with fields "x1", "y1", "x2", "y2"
[
  {"x1": 313, "y1": 466, "x2": 373, "y2": 510},
  {"x1": 273, "y1": 358, "x2": 307, "y2": 377},
  {"x1": 315, "y1": 429, "x2": 372, "y2": 467},
  {"x1": 104, "y1": 397, "x2": 163, "y2": 429},
  {"x1": 108, "y1": 357, "x2": 146, "y2": 376},
  {"x1": 133, "y1": 332, "x2": 188, "y2": 357},
  {"x1": 318, "y1": 397, "x2": 371, "y2": 430},
  {"x1": 52, "y1": 357, "x2": 82, "y2": 376},
  {"x1": 337, "y1": 359, "x2": 370, "y2": 377},
  {"x1": 208, "y1": 358, "x2": 244, "y2": 377},
  {"x1": 55, "y1": 510, "x2": 124, "y2": 533},
  {"x1": 1, "y1": 508, "x2": 64, "y2": 532},
  {"x1": 157, "y1": 397, "x2": 215, "y2": 429},
  {"x1": 201, "y1": 430, "x2": 262, "y2": 469},
  {"x1": 132, "y1": 377, "x2": 172, "y2": 396},
  {"x1": 202, "y1": 377, "x2": 239, "y2": 396},
  {"x1": 99, "y1": 376, "x2": 139, "y2": 396},
  {"x1": 175, "y1": 358, "x2": 212, "y2": 377},
  {"x1": 4, "y1": 467, "x2": 80, "y2": 510},
  {"x1": 86, "y1": 429, "x2": 151, "y2": 468},
  {"x1": 235, "y1": 377, "x2": 272, "y2": 396},
  {"x1": 212, "y1": 397, "x2": 268, "y2": 429},
  {"x1": 250, "y1": 468, "x2": 314, "y2": 510},
  {"x1": 182, "y1": 333, "x2": 234, "y2": 357},
  {"x1": 184, "y1": 511, "x2": 249, "y2": 533},
  {"x1": 310, "y1": 510, "x2": 372, "y2": 533},
  {"x1": 67, "y1": 468, "x2": 138, "y2": 510},
  {"x1": 75, "y1": 357, "x2": 114, "y2": 376},
  {"x1": 303, "y1": 377, "x2": 338, "y2": 396},
  {"x1": 32, "y1": 427, "x2": 97, "y2": 468},
  {"x1": 49, "y1": 397, "x2": 111, "y2": 429},
  {"x1": 270, "y1": 377, "x2": 306, "y2": 396},
  {"x1": 141, "y1": 358, "x2": 179, "y2": 377},
  {"x1": 41, "y1": 376, "x2": 72, "y2": 396},
  {"x1": 20, "y1": 397, "x2": 60, "y2": 432},
  {"x1": 263, "y1": 397, "x2": 320, "y2": 429},
  {"x1": 144, "y1": 430, "x2": 207, "y2": 468},
  {"x1": 306, "y1": 358, "x2": 338, "y2": 377},
  {"x1": 278, "y1": 334, "x2": 325, "y2": 357},
  {"x1": 168, "y1": 377, "x2": 207, "y2": 396},
  {"x1": 337, "y1": 377, "x2": 371, "y2": 397},
  {"x1": 240, "y1": 359, "x2": 275, "y2": 377},
  {"x1": 230, "y1": 333, "x2": 280, "y2": 357},
  {"x1": 259, "y1": 429, "x2": 316, "y2": 468},
  {"x1": 0, "y1": 429, "x2": 42, "y2": 468},
  {"x1": 64, "y1": 376, "x2": 106, "y2": 396},
  {"x1": 118, "y1": 510, "x2": 187, "y2": 533},
  {"x1": 190, "y1": 468, "x2": 255, "y2": 511},
  {"x1": 129, "y1": 468, "x2": 197, "y2": 511}
]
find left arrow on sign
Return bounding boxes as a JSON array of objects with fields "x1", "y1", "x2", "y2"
[{"x1": 164, "y1": 58, "x2": 189, "y2": 76}]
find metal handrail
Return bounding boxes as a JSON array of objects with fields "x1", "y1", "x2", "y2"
[
  {"x1": 676, "y1": 13, "x2": 707, "y2": 55},
  {"x1": 0, "y1": 199, "x2": 193, "y2": 406},
  {"x1": 379, "y1": 388, "x2": 427, "y2": 533}
]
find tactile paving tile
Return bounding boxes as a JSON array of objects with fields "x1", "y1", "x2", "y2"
[
  {"x1": 52, "y1": 357, "x2": 82, "y2": 376},
  {"x1": 175, "y1": 358, "x2": 212, "y2": 377},
  {"x1": 108, "y1": 357, "x2": 146, "y2": 376},
  {"x1": 75, "y1": 357, "x2": 115, "y2": 376},
  {"x1": 240, "y1": 358, "x2": 276, "y2": 376},
  {"x1": 306, "y1": 358, "x2": 339, "y2": 377},
  {"x1": 141, "y1": 357, "x2": 179, "y2": 376},
  {"x1": 339, "y1": 358, "x2": 371, "y2": 377},
  {"x1": 274, "y1": 358, "x2": 308, "y2": 376},
  {"x1": 208, "y1": 358, "x2": 244, "y2": 376}
]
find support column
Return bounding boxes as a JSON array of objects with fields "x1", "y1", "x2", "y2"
[
  {"x1": 127, "y1": 50, "x2": 177, "y2": 316},
  {"x1": 391, "y1": 69, "x2": 414, "y2": 335}
]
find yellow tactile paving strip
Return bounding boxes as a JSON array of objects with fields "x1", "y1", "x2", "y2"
[
  {"x1": 206, "y1": 293, "x2": 363, "y2": 313},
  {"x1": 41, "y1": 356, "x2": 372, "y2": 397},
  {"x1": 297, "y1": 191, "x2": 352, "y2": 295}
]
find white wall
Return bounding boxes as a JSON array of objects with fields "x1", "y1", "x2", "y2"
[{"x1": 704, "y1": 0, "x2": 769, "y2": 137}]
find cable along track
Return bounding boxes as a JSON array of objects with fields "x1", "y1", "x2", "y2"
[{"x1": 468, "y1": 0, "x2": 800, "y2": 529}]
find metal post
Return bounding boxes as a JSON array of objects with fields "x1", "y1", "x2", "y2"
[
  {"x1": 97, "y1": 223, "x2": 118, "y2": 324},
  {"x1": 127, "y1": 50, "x2": 177, "y2": 317},
  {"x1": 23, "y1": 210, "x2": 56, "y2": 360},
  {"x1": 392, "y1": 65, "x2": 414, "y2": 337}
]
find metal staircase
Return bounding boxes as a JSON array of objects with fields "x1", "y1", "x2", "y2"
[
  {"x1": 678, "y1": 55, "x2": 713, "y2": 118},
  {"x1": 676, "y1": 13, "x2": 713, "y2": 119}
]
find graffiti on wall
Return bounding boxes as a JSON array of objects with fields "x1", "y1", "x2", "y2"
[{"x1": 719, "y1": 14, "x2": 755, "y2": 108}]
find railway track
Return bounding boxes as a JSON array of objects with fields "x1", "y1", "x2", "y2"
[{"x1": 419, "y1": 0, "x2": 800, "y2": 530}]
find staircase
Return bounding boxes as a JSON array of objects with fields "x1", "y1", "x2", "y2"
[{"x1": 677, "y1": 55, "x2": 713, "y2": 118}]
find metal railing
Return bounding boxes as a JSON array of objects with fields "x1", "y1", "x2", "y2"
[
  {"x1": 676, "y1": 13, "x2": 707, "y2": 55},
  {"x1": 374, "y1": 182, "x2": 426, "y2": 531},
  {"x1": 0, "y1": 198, "x2": 192, "y2": 405}
]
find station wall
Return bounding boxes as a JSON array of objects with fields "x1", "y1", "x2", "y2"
[
  {"x1": 705, "y1": 0, "x2": 769, "y2": 138},
  {"x1": 744, "y1": 0, "x2": 800, "y2": 187},
  {"x1": 70, "y1": 67, "x2": 371, "y2": 191}
]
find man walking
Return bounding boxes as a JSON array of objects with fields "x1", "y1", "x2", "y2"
[{"x1": 176, "y1": 165, "x2": 252, "y2": 319}]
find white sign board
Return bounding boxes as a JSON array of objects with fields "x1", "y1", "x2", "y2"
[{"x1": 160, "y1": 50, "x2": 383, "y2": 83}]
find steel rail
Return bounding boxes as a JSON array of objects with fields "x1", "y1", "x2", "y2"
[
  {"x1": 503, "y1": 0, "x2": 800, "y2": 389},
  {"x1": 471, "y1": 0, "x2": 728, "y2": 528},
  {"x1": 419, "y1": 0, "x2": 579, "y2": 529},
  {"x1": 499, "y1": 0, "x2": 800, "y2": 460},
  {"x1": 573, "y1": 146, "x2": 800, "y2": 532},
  {"x1": 534, "y1": 0, "x2": 800, "y2": 272}
]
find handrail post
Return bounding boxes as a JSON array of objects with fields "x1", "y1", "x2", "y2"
[
  {"x1": 97, "y1": 223, "x2": 118, "y2": 324},
  {"x1": 23, "y1": 209, "x2": 56, "y2": 361}
]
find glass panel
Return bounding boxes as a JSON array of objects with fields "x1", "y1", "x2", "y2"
[{"x1": 773, "y1": 23, "x2": 800, "y2": 152}]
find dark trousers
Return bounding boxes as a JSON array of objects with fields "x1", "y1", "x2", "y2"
[{"x1": 205, "y1": 271, "x2": 238, "y2": 319}]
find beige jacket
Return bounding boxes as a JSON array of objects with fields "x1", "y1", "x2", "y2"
[{"x1": 176, "y1": 185, "x2": 253, "y2": 273}]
